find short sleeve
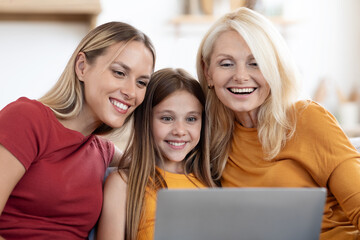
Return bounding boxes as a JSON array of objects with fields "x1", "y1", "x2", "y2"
[
  {"x1": 93, "y1": 136, "x2": 115, "y2": 167},
  {"x1": 0, "y1": 98, "x2": 48, "y2": 169}
]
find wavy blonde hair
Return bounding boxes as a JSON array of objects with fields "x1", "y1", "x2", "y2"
[
  {"x1": 119, "y1": 68, "x2": 216, "y2": 240},
  {"x1": 196, "y1": 7, "x2": 300, "y2": 180},
  {"x1": 38, "y1": 22, "x2": 155, "y2": 134}
]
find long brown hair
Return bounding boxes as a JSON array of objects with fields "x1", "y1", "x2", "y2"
[
  {"x1": 119, "y1": 68, "x2": 216, "y2": 240},
  {"x1": 39, "y1": 21, "x2": 156, "y2": 135}
]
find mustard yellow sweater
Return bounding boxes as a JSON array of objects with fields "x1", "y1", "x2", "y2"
[
  {"x1": 222, "y1": 100, "x2": 360, "y2": 239},
  {"x1": 138, "y1": 170, "x2": 206, "y2": 240}
]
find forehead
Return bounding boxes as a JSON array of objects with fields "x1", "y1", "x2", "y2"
[
  {"x1": 105, "y1": 41, "x2": 148, "y2": 60},
  {"x1": 154, "y1": 90, "x2": 202, "y2": 112},
  {"x1": 212, "y1": 30, "x2": 249, "y2": 53},
  {"x1": 100, "y1": 41, "x2": 154, "y2": 73},
  {"x1": 207, "y1": 31, "x2": 255, "y2": 64}
]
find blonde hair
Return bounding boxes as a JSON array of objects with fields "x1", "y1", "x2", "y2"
[
  {"x1": 38, "y1": 22, "x2": 156, "y2": 134},
  {"x1": 196, "y1": 7, "x2": 300, "y2": 180},
  {"x1": 119, "y1": 68, "x2": 216, "y2": 240}
]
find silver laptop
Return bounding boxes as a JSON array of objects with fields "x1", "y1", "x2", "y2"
[{"x1": 154, "y1": 188, "x2": 326, "y2": 240}]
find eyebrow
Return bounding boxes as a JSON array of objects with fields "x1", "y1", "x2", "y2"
[
  {"x1": 113, "y1": 61, "x2": 151, "y2": 79},
  {"x1": 154, "y1": 110, "x2": 202, "y2": 115},
  {"x1": 215, "y1": 53, "x2": 255, "y2": 59},
  {"x1": 188, "y1": 111, "x2": 202, "y2": 115},
  {"x1": 111, "y1": 61, "x2": 130, "y2": 71},
  {"x1": 215, "y1": 53, "x2": 233, "y2": 58}
]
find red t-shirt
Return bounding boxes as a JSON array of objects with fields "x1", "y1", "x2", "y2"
[{"x1": 0, "y1": 97, "x2": 114, "y2": 239}]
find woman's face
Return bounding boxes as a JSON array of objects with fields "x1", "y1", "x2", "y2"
[
  {"x1": 205, "y1": 30, "x2": 270, "y2": 125},
  {"x1": 77, "y1": 41, "x2": 154, "y2": 129},
  {"x1": 152, "y1": 90, "x2": 202, "y2": 174}
]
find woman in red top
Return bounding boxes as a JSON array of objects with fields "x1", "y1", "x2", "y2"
[{"x1": 0, "y1": 21, "x2": 155, "y2": 239}]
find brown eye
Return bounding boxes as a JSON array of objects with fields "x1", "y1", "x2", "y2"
[
  {"x1": 187, "y1": 116, "x2": 197, "y2": 122},
  {"x1": 249, "y1": 62, "x2": 258, "y2": 67},
  {"x1": 137, "y1": 79, "x2": 148, "y2": 88},
  {"x1": 220, "y1": 60, "x2": 234, "y2": 67},
  {"x1": 161, "y1": 116, "x2": 173, "y2": 122},
  {"x1": 114, "y1": 70, "x2": 125, "y2": 77}
]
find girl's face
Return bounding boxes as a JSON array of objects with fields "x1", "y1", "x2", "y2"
[
  {"x1": 76, "y1": 41, "x2": 154, "y2": 130},
  {"x1": 205, "y1": 30, "x2": 270, "y2": 126},
  {"x1": 152, "y1": 90, "x2": 203, "y2": 174}
]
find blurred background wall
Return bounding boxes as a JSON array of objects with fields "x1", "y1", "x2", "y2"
[{"x1": 0, "y1": 0, "x2": 360, "y2": 137}]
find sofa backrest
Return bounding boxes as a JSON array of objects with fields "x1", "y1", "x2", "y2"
[{"x1": 350, "y1": 137, "x2": 360, "y2": 152}]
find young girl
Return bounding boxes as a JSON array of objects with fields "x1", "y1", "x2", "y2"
[{"x1": 97, "y1": 68, "x2": 216, "y2": 240}]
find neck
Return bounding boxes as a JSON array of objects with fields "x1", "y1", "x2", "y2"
[
  {"x1": 162, "y1": 161, "x2": 185, "y2": 174},
  {"x1": 58, "y1": 104, "x2": 101, "y2": 136},
  {"x1": 235, "y1": 110, "x2": 258, "y2": 128}
]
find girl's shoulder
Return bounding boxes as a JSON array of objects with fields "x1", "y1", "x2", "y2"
[
  {"x1": 105, "y1": 169, "x2": 128, "y2": 186},
  {"x1": 102, "y1": 170, "x2": 129, "y2": 203}
]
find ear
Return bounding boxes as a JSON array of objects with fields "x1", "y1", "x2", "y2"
[
  {"x1": 203, "y1": 61, "x2": 213, "y2": 87},
  {"x1": 75, "y1": 52, "x2": 87, "y2": 82}
]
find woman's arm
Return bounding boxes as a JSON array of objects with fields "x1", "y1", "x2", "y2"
[
  {"x1": 0, "y1": 144, "x2": 25, "y2": 215},
  {"x1": 328, "y1": 158, "x2": 360, "y2": 229},
  {"x1": 97, "y1": 171, "x2": 127, "y2": 240},
  {"x1": 0, "y1": 144, "x2": 26, "y2": 239}
]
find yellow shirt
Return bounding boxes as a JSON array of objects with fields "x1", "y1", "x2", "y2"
[
  {"x1": 222, "y1": 100, "x2": 360, "y2": 240},
  {"x1": 137, "y1": 170, "x2": 206, "y2": 240}
]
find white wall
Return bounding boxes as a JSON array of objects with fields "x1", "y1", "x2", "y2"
[
  {"x1": 1, "y1": 0, "x2": 360, "y2": 119},
  {"x1": 288, "y1": 0, "x2": 360, "y2": 115},
  {"x1": 0, "y1": 22, "x2": 89, "y2": 109},
  {"x1": 97, "y1": 0, "x2": 210, "y2": 75}
]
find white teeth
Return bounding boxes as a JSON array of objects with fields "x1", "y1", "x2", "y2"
[
  {"x1": 110, "y1": 99, "x2": 129, "y2": 111},
  {"x1": 230, "y1": 88, "x2": 255, "y2": 93},
  {"x1": 168, "y1": 141, "x2": 185, "y2": 147}
]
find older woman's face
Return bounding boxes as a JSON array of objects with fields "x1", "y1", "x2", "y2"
[{"x1": 205, "y1": 30, "x2": 270, "y2": 125}]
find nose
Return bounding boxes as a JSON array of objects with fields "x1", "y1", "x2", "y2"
[
  {"x1": 172, "y1": 120, "x2": 186, "y2": 136},
  {"x1": 120, "y1": 79, "x2": 136, "y2": 100},
  {"x1": 234, "y1": 65, "x2": 250, "y2": 82}
]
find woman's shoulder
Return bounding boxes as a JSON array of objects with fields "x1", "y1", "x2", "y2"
[
  {"x1": 91, "y1": 136, "x2": 115, "y2": 166},
  {"x1": 294, "y1": 99, "x2": 340, "y2": 133},
  {"x1": 294, "y1": 99, "x2": 331, "y2": 118},
  {"x1": 2, "y1": 97, "x2": 47, "y2": 116},
  {"x1": 0, "y1": 97, "x2": 53, "y2": 132}
]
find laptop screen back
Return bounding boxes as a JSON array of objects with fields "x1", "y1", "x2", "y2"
[{"x1": 154, "y1": 188, "x2": 326, "y2": 240}]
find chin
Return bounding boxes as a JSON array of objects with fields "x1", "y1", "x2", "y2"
[
  {"x1": 165, "y1": 156, "x2": 186, "y2": 163},
  {"x1": 107, "y1": 119, "x2": 126, "y2": 129}
]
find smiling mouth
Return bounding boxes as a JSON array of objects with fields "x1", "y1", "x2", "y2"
[
  {"x1": 228, "y1": 88, "x2": 256, "y2": 94},
  {"x1": 110, "y1": 98, "x2": 129, "y2": 111},
  {"x1": 166, "y1": 141, "x2": 186, "y2": 147}
]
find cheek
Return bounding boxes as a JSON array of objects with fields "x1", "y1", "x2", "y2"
[
  {"x1": 83, "y1": 82, "x2": 100, "y2": 103},
  {"x1": 262, "y1": 83, "x2": 271, "y2": 98},
  {"x1": 211, "y1": 68, "x2": 231, "y2": 84},
  {"x1": 135, "y1": 90, "x2": 147, "y2": 106},
  {"x1": 152, "y1": 122, "x2": 165, "y2": 141},
  {"x1": 213, "y1": 88, "x2": 228, "y2": 104},
  {"x1": 211, "y1": 72, "x2": 222, "y2": 86},
  {"x1": 192, "y1": 124, "x2": 202, "y2": 143}
]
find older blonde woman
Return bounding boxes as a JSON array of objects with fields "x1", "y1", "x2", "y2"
[{"x1": 197, "y1": 7, "x2": 360, "y2": 239}]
